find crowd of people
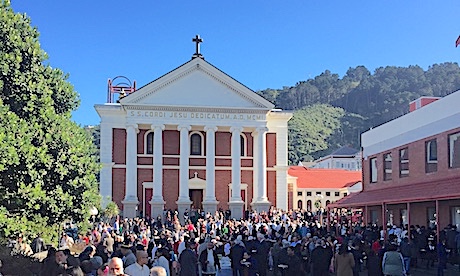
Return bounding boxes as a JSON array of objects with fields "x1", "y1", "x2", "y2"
[{"x1": 5, "y1": 207, "x2": 460, "y2": 276}]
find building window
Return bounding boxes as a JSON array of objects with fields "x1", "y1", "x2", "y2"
[
  {"x1": 307, "y1": 200, "x2": 312, "y2": 211},
  {"x1": 399, "y1": 148, "x2": 409, "y2": 177},
  {"x1": 426, "y1": 139, "x2": 437, "y2": 173},
  {"x1": 326, "y1": 200, "x2": 330, "y2": 206},
  {"x1": 146, "y1": 132, "x2": 154, "y2": 154},
  {"x1": 240, "y1": 134, "x2": 247, "y2": 157},
  {"x1": 297, "y1": 200, "x2": 303, "y2": 210},
  {"x1": 190, "y1": 132, "x2": 203, "y2": 155},
  {"x1": 370, "y1": 157, "x2": 377, "y2": 183},
  {"x1": 316, "y1": 192, "x2": 322, "y2": 195},
  {"x1": 307, "y1": 192, "x2": 312, "y2": 196},
  {"x1": 334, "y1": 192, "x2": 340, "y2": 196},
  {"x1": 297, "y1": 191, "x2": 303, "y2": 196},
  {"x1": 383, "y1": 153, "x2": 392, "y2": 181},
  {"x1": 343, "y1": 192, "x2": 348, "y2": 197},
  {"x1": 326, "y1": 192, "x2": 331, "y2": 196},
  {"x1": 449, "y1": 132, "x2": 460, "y2": 168}
]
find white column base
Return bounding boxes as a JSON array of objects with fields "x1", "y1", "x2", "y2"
[
  {"x1": 150, "y1": 199, "x2": 165, "y2": 221},
  {"x1": 228, "y1": 201, "x2": 245, "y2": 220},
  {"x1": 202, "y1": 200, "x2": 219, "y2": 215},
  {"x1": 251, "y1": 201, "x2": 271, "y2": 213},
  {"x1": 176, "y1": 199, "x2": 192, "y2": 224},
  {"x1": 122, "y1": 197, "x2": 139, "y2": 218}
]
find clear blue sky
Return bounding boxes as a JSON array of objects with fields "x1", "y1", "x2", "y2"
[{"x1": 11, "y1": 0, "x2": 460, "y2": 126}]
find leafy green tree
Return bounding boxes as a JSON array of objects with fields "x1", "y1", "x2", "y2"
[
  {"x1": 0, "y1": 1, "x2": 100, "y2": 243},
  {"x1": 288, "y1": 104, "x2": 345, "y2": 164}
]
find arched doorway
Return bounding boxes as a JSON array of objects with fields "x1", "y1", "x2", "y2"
[
  {"x1": 307, "y1": 200, "x2": 312, "y2": 211},
  {"x1": 297, "y1": 200, "x2": 303, "y2": 210}
]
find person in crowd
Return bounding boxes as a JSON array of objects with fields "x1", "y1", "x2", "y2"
[
  {"x1": 229, "y1": 237, "x2": 245, "y2": 276},
  {"x1": 240, "y1": 251, "x2": 257, "y2": 276},
  {"x1": 178, "y1": 241, "x2": 197, "y2": 276},
  {"x1": 108, "y1": 257, "x2": 126, "y2": 276},
  {"x1": 120, "y1": 244, "x2": 136, "y2": 268},
  {"x1": 125, "y1": 250, "x2": 150, "y2": 276},
  {"x1": 382, "y1": 243, "x2": 405, "y2": 276},
  {"x1": 335, "y1": 243, "x2": 355, "y2": 276},
  {"x1": 310, "y1": 239, "x2": 333, "y2": 276},
  {"x1": 150, "y1": 266, "x2": 167, "y2": 276},
  {"x1": 152, "y1": 248, "x2": 171, "y2": 276},
  {"x1": 199, "y1": 241, "x2": 221, "y2": 276},
  {"x1": 437, "y1": 238, "x2": 448, "y2": 276}
]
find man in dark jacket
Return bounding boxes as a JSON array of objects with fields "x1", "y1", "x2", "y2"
[
  {"x1": 253, "y1": 233, "x2": 271, "y2": 276},
  {"x1": 179, "y1": 241, "x2": 198, "y2": 276},
  {"x1": 229, "y1": 239, "x2": 245, "y2": 276},
  {"x1": 310, "y1": 239, "x2": 333, "y2": 276}
]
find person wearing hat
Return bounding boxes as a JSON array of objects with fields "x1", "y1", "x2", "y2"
[{"x1": 120, "y1": 244, "x2": 136, "y2": 268}]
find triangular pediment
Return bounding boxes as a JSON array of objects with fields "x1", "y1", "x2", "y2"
[{"x1": 120, "y1": 58, "x2": 274, "y2": 110}]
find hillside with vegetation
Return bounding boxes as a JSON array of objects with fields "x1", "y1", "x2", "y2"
[{"x1": 257, "y1": 63, "x2": 460, "y2": 164}]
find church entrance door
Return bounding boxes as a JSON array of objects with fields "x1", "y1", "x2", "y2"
[{"x1": 189, "y1": 189, "x2": 203, "y2": 209}]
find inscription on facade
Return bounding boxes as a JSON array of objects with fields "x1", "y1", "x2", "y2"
[{"x1": 129, "y1": 110, "x2": 265, "y2": 121}]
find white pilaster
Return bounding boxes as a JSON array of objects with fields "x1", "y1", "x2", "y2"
[
  {"x1": 251, "y1": 131, "x2": 259, "y2": 205},
  {"x1": 152, "y1": 124, "x2": 165, "y2": 200},
  {"x1": 99, "y1": 122, "x2": 114, "y2": 208},
  {"x1": 122, "y1": 123, "x2": 139, "y2": 218},
  {"x1": 150, "y1": 124, "x2": 165, "y2": 219},
  {"x1": 176, "y1": 125, "x2": 192, "y2": 223},
  {"x1": 275, "y1": 125, "x2": 289, "y2": 210},
  {"x1": 251, "y1": 127, "x2": 271, "y2": 212},
  {"x1": 203, "y1": 126, "x2": 219, "y2": 214},
  {"x1": 229, "y1": 126, "x2": 244, "y2": 219}
]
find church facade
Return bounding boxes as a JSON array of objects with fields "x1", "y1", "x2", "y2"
[{"x1": 95, "y1": 53, "x2": 291, "y2": 219}]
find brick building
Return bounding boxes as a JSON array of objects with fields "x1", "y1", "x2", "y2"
[
  {"x1": 95, "y1": 50, "x2": 291, "y2": 219},
  {"x1": 331, "y1": 91, "x2": 460, "y2": 237}
]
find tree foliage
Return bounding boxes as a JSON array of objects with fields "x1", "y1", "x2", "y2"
[
  {"x1": 258, "y1": 63, "x2": 460, "y2": 164},
  {"x1": 0, "y1": 1, "x2": 100, "y2": 243}
]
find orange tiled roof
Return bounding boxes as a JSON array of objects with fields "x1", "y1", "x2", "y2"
[{"x1": 288, "y1": 166, "x2": 362, "y2": 189}]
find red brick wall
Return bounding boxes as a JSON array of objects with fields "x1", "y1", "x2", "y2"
[
  {"x1": 242, "y1": 170, "x2": 254, "y2": 204},
  {"x1": 215, "y1": 170, "x2": 231, "y2": 210},
  {"x1": 241, "y1": 159, "x2": 253, "y2": 167},
  {"x1": 266, "y1": 133, "x2": 277, "y2": 167},
  {"x1": 243, "y1": 132, "x2": 254, "y2": 157},
  {"x1": 216, "y1": 159, "x2": 232, "y2": 167},
  {"x1": 113, "y1": 129, "x2": 126, "y2": 164},
  {"x1": 163, "y1": 169, "x2": 179, "y2": 210},
  {"x1": 137, "y1": 129, "x2": 147, "y2": 154},
  {"x1": 267, "y1": 171, "x2": 277, "y2": 205},
  {"x1": 163, "y1": 157, "x2": 179, "y2": 166},
  {"x1": 164, "y1": 130, "x2": 179, "y2": 155},
  {"x1": 112, "y1": 168, "x2": 126, "y2": 210},
  {"x1": 363, "y1": 127, "x2": 460, "y2": 191},
  {"x1": 189, "y1": 170, "x2": 206, "y2": 179},
  {"x1": 190, "y1": 158, "x2": 206, "y2": 166},
  {"x1": 216, "y1": 132, "x2": 231, "y2": 156},
  {"x1": 138, "y1": 157, "x2": 153, "y2": 165},
  {"x1": 137, "y1": 168, "x2": 153, "y2": 214}
]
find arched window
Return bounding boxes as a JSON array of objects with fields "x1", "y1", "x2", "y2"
[
  {"x1": 326, "y1": 200, "x2": 331, "y2": 206},
  {"x1": 307, "y1": 200, "x2": 312, "y2": 212},
  {"x1": 146, "y1": 132, "x2": 154, "y2": 154},
  {"x1": 190, "y1": 132, "x2": 203, "y2": 156},
  {"x1": 297, "y1": 200, "x2": 303, "y2": 210},
  {"x1": 240, "y1": 134, "x2": 247, "y2": 157}
]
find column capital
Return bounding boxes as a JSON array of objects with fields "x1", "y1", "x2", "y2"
[
  {"x1": 230, "y1": 126, "x2": 244, "y2": 134},
  {"x1": 151, "y1": 124, "x2": 165, "y2": 131},
  {"x1": 177, "y1": 124, "x2": 191, "y2": 131},
  {"x1": 204, "y1": 125, "x2": 218, "y2": 132},
  {"x1": 252, "y1": 126, "x2": 269, "y2": 136},
  {"x1": 126, "y1": 123, "x2": 139, "y2": 133}
]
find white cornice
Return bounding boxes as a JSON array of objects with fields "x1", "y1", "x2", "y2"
[{"x1": 122, "y1": 104, "x2": 269, "y2": 114}]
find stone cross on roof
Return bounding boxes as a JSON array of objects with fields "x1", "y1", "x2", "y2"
[{"x1": 192, "y1": 34, "x2": 203, "y2": 59}]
